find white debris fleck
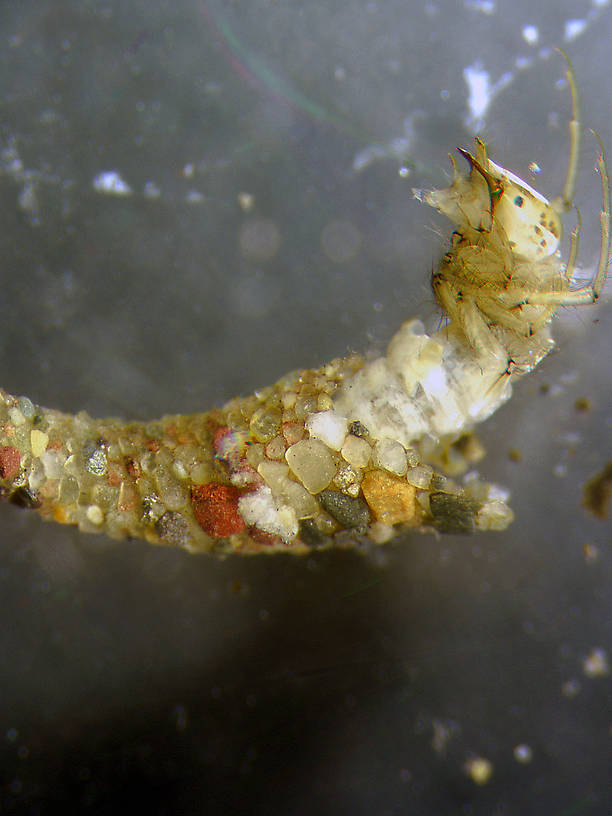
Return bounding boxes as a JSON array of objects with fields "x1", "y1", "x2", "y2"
[
  {"x1": 465, "y1": 756, "x2": 493, "y2": 785},
  {"x1": 186, "y1": 190, "x2": 204, "y2": 204},
  {"x1": 143, "y1": 181, "x2": 161, "y2": 199},
  {"x1": 583, "y1": 648, "x2": 610, "y2": 678},
  {"x1": 237, "y1": 191, "x2": 254, "y2": 212},
  {"x1": 561, "y1": 678, "x2": 581, "y2": 698},
  {"x1": 431, "y1": 719, "x2": 458, "y2": 755},
  {"x1": 522, "y1": 24, "x2": 539, "y2": 44},
  {"x1": 515, "y1": 56, "x2": 533, "y2": 70},
  {"x1": 86, "y1": 504, "x2": 104, "y2": 525},
  {"x1": 18, "y1": 182, "x2": 39, "y2": 221},
  {"x1": 465, "y1": 0, "x2": 496, "y2": 13},
  {"x1": 513, "y1": 744, "x2": 533, "y2": 763},
  {"x1": 464, "y1": 63, "x2": 491, "y2": 124},
  {"x1": 352, "y1": 112, "x2": 421, "y2": 172},
  {"x1": 92, "y1": 170, "x2": 132, "y2": 196},
  {"x1": 305, "y1": 410, "x2": 348, "y2": 451},
  {"x1": 368, "y1": 521, "x2": 395, "y2": 544},
  {"x1": 564, "y1": 18, "x2": 587, "y2": 41}
]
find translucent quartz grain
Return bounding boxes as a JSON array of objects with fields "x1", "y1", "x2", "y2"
[
  {"x1": 264, "y1": 435, "x2": 286, "y2": 460},
  {"x1": 476, "y1": 500, "x2": 514, "y2": 531},
  {"x1": 340, "y1": 435, "x2": 371, "y2": 468},
  {"x1": 59, "y1": 475, "x2": 79, "y2": 505},
  {"x1": 285, "y1": 439, "x2": 336, "y2": 494},
  {"x1": 8, "y1": 407, "x2": 25, "y2": 426},
  {"x1": 41, "y1": 450, "x2": 66, "y2": 479},
  {"x1": 258, "y1": 461, "x2": 318, "y2": 518},
  {"x1": 373, "y1": 438, "x2": 408, "y2": 476},
  {"x1": 405, "y1": 465, "x2": 433, "y2": 489},
  {"x1": 249, "y1": 406, "x2": 282, "y2": 443},
  {"x1": 155, "y1": 468, "x2": 188, "y2": 511}
]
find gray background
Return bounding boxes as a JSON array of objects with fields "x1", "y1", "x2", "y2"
[{"x1": 1, "y1": 0, "x2": 611, "y2": 813}]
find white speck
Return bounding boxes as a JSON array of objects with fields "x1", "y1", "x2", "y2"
[
  {"x1": 18, "y1": 182, "x2": 39, "y2": 220},
  {"x1": 564, "y1": 18, "x2": 587, "y2": 41},
  {"x1": 465, "y1": 0, "x2": 495, "y2": 13},
  {"x1": 562, "y1": 678, "x2": 581, "y2": 697},
  {"x1": 352, "y1": 112, "x2": 421, "y2": 172},
  {"x1": 482, "y1": 481, "x2": 510, "y2": 502},
  {"x1": 237, "y1": 191, "x2": 254, "y2": 212},
  {"x1": 92, "y1": 171, "x2": 132, "y2": 196},
  {"x1": 86, "y1": 504, "x2": 104, "y2": 525},
  {"x1": 464, "y1": 63, "x2": 491, "y2": 125},
  {"x1": 513, "y1": 744, "x2": 533, "y2": 763},
  {"x1": 183, "y1": 162, "x2": 195, "y2": 178},
  {"x1": 186, "y1": 190, "x2": 204, "y2": 204},
  {"x1": 592, "y1": 0, "x2": 609, "y2": 7},
  {"x1": 353, "y1": 144, "x2": 387, "y2": 172},
  {"x1": 583, "y1": 648, "x2": 610, "y2": 678},
  {"x1": 522, "y1": 24, "x2": 539, "y2": 44},
  {"x1": 143, "y1": 181, "x2": 161, "y2": 199},
  {"x1": 465, "y1": 756, "x2": 493, "y2": 785}
]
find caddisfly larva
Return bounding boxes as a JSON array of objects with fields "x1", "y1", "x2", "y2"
[
  {"x1": 423, "y1": 56, "x2": 609, "y2": 378},
  {"x1": 0, "y1": 55, "x2": 609, "y2": 555}
]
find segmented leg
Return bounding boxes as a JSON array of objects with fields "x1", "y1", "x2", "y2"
[{"x1": 552, "y1": 48, "x2": 581, "y2": 216}]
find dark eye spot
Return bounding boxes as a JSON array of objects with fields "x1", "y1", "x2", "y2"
[
  {"x1": 534, "y1": 225, "x2": 542, "y2": 235},
  {"x1": 514, "y1": 195, "x2": 524, "y2": 207}
]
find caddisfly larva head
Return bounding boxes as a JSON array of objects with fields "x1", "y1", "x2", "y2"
[
  {"x1": 419, "y1": 137, "x2": 564, "y2": 263},
  {"x1": 484, "y1": 156, "x2": 563, "y2": 262}
]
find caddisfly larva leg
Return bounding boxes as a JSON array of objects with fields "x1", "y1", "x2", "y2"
[
  {"x1": 593, "y1": 132, "x2": 612, "y2": 299},
  {"x1": 552, "y1": 48, "x2": 582, "y2": 216},
  {"x1": 563, "y1": 211, "x2": 581, "y2": 289}
]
